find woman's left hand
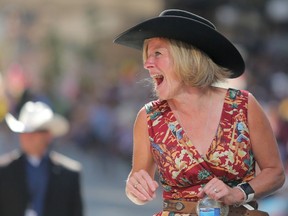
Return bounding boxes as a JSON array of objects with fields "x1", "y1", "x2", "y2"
[{"x1": 197, "y1": 177, "x2": 245, "y2": 205}]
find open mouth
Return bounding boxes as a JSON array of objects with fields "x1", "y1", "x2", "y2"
[{"x1": 152, "y1": 74, "x2": 164, "y2": 86}]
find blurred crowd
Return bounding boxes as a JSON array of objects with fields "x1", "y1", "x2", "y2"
[{"x1": 0, "y1": 0, "x2": 288, "y2": 215}]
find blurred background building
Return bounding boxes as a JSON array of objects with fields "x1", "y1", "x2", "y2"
[{"x1": 0, "y1": 0, "x2": 287, "y2": 215}]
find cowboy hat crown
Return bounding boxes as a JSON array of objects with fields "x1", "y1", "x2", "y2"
[{"x1": 5, "y1": 101, "x2": 69, "y2": 137}]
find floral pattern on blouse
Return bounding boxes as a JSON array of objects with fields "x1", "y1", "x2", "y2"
[{"x1": 145, "y1": 88, "x2": 255, "y2": 216}]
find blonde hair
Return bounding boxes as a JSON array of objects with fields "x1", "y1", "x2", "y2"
[{"x1": 143, "y1": 38, "x2": 232, "y2": 87}]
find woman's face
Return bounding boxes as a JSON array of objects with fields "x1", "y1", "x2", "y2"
[{"x1": 144, "y1": 38, "x2": 182, "y2": 100}]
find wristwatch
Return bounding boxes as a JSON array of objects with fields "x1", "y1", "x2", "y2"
[{"x1": 237, "y1": 182, "x2": 255, "y2": 203}]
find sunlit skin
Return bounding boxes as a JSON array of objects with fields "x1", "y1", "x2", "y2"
[
  {"x1": 19, "y1": 130, "x2": 52, "y2": 157},
  {"x1": 144, "y1": 38, "x2": 184, "y2": 101}
]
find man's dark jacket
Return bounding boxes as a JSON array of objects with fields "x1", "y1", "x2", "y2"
[{"x1": 0, "y1": 150, "x2": 83, "y2": 216}]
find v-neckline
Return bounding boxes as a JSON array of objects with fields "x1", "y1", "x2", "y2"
[{"x1": 167, "y1": 88, "x2": 229, "y2": 158}]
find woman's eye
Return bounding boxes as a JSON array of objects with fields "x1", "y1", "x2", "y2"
[{"x1": 155, "y1": 51, "x2": 161, "y2": 56}]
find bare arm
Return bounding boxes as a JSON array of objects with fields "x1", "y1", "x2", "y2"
[
  {"x1": 125, "y1": 107, "x2": 159, "y2": 205},
  {"x1": 247, "y1": 93, "x2": 285, "y2": 198}
]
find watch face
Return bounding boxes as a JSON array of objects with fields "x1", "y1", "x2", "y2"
[{"x1": 240, "y1": 183, "x2": 255, "y2": 195}]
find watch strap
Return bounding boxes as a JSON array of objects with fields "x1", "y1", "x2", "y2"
[{"x1": 237, "y1": 182, "x2": 255, "y2": 203}]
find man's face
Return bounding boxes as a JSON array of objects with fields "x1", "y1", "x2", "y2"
[{"x1": 19, "y1": 130, "x2": 52, "y2": 157}]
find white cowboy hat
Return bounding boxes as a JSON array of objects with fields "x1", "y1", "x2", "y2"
[{"x1": 5, "y1": 101, "x2": 69, "y2": 137}]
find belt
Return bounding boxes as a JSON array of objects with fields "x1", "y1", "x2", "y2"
[{"x1": 163, "y1": 199, "x2": 269, "y2": 216}]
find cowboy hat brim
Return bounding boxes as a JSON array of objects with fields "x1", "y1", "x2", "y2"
[
  {"x1": 5, "y1": 113, "x2": 69, "y2": 138},
  {"x1": 114, "y1": 14, "x2": 245, "y2": 78}
]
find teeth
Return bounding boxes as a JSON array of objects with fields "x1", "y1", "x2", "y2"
[{"x1": 151, "y1": 74, "x2": 163, "y2": 79}]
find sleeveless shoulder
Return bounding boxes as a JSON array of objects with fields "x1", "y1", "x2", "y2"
[
  {"x1": 225, "y1": 88, "x2": 249, "y2": 116},
  {"x1": 145, "y1": 100, "x2": 170, "y2": 121},
  {"x1": 145, "y1": 100, "x2": 167, "y2": 114},
  {"x1": 227, "y1": 88, "x2": 249, "y2": 101}
]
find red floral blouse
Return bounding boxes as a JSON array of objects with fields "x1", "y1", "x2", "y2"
[{"x1": 145, "y1": 88, "x2": 256, "y2": 216}]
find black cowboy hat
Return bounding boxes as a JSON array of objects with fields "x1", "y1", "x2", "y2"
[{"x1": 114, "y1": 9, "x2": 245, "y2": 78}]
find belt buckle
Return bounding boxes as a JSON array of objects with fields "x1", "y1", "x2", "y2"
[
  {"x1": 163, "y1": 200, "x2": 185, "y2": 211},
  {"x1": 175, "y1": 201, "x2": 185, "y2": 211}
]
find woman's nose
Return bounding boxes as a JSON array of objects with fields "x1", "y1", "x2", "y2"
[{"x1": 144, "y1": 57, "x2": 154, "y2": 70}]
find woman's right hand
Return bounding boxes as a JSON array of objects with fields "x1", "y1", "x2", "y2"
[{"x1": 126, "y1": 169, "x2": 159, "y2": 205}]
